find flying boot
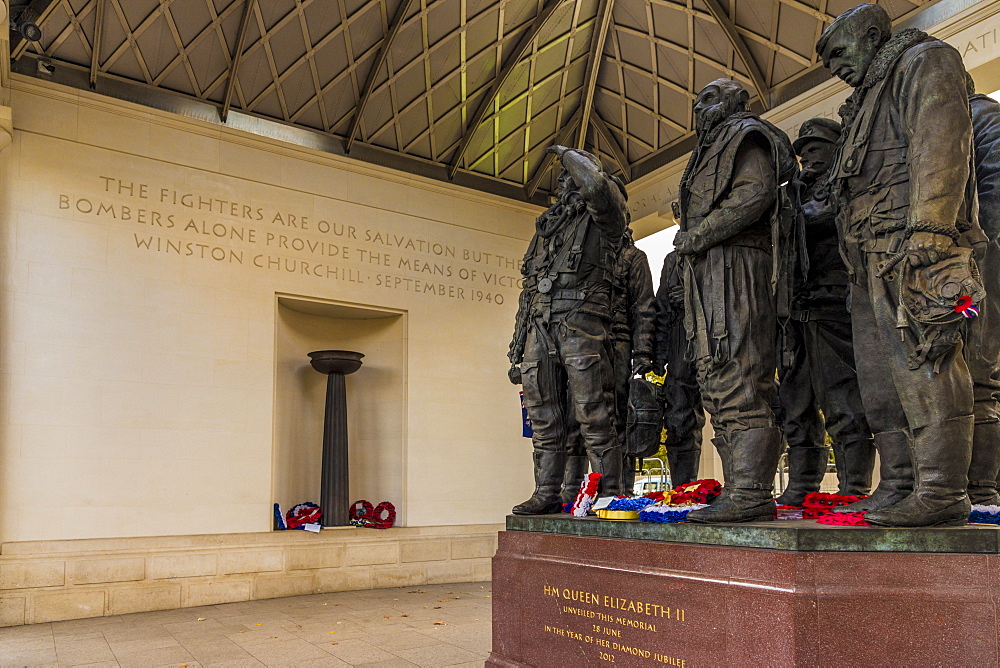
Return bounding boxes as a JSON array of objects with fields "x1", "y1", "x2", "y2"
[
  {"x1": 774, "y1": 445, "x2": 828, "y2": 506},
  {"x1": 968, "y1": 420, "x2": 1000, "y2": 506},
  {"x1": 512, "y1": 450, "x2": 566, "y2": 515},
  {"x1": 686, "y1": 427, "x2": 781, "y2": 523},
  {"x1": 587, "y1": 443, "x2": 623, "y2": 496},
  {"x1": 560, "y1": 453, "x2": 589, "y2": 504},
  {"x1": 621, "y1": 454, "x2": 638, "y2": 495},
  {"x1": 709, "y1": 434, "x2": 733, "y2": 504},
  {"x1": 832, "y1": 430, "x2": 912, "y2": 513},
  {"x1": 833, "y1": 436, "x2": 876, "y2": 496},
  {"x1": 667, "y1": 447, "x2": 701, "y2": 487},
  {"x1": 866, "y1": 416, "x2": 973, "y2": 527}
]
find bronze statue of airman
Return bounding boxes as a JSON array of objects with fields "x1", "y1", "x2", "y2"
[
  {"x1": 673, "y1": 79, "x2": 797, "y2": 523},
  {"x1": 508, "y1": 147, "x2": 642, "y2": 513},
  {"x1": 774, "y1": 118, "x2": 875, "y2": 506},
  {"x1": 819, "y1": 4, "x2": 984, "y2": 526}
]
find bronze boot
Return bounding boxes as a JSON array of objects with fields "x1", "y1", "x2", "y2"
[
  {"x1": 866, "y1": 416, "x2": 973, "y2": 527},
  {"x1": 587, "y1": 444, "x2": 623, "y2": 496},
  {"x1": 775, "y1": 445, "x2": 828, "y2": 506},
  {"x1": 708, "y1": 435, "x2": 732, "y2": 504},
  {"x1": 833, "y1": 436, "x2": 876, "y2": 496},
  {"x1": 686, "y1": 427, "x2": 781, "y2": 523},
  {"x1": 621, "y1": 454, "x2": 638, "y2": 496},
  {"x1": 666, "y1": 448, "x2": 701, "y2": 487},
  {"x1": 512, "y1": 450, "x2": 566, "y2": 515},
  {"x1": 560, "y1": 453, "x2": 589, "y2": 504},
  {"x1": 967, "y1": 420, "x2": 1000, "y2": 506},
  {"x1": 832, "y1": 430, "x2": 913, "y2": 513}
]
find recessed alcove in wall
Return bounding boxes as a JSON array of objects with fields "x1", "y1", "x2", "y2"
[{"x1": 273, "y1": 294, "x2": 407, "y2": 526}]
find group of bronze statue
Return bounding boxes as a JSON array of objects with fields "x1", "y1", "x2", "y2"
[{"x1": 507, "y1": 3, "x2": 1000, "y2": 527}]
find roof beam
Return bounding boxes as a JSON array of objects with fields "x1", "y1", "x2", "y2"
[
  {"x1": 575, "y1": 0, "x2": 615, "y2": 147},
  {"x1": 220, "y1": 0, "x2": 256, "y2": 123},
  {"x1": 630, "y1": 131, "x2": 697, "y2": 180},
  {"x1": 525, "y1": 106, "x2": 582, "y2": 198},
  {"x1": 702, "y1": 0, "x2": 770, "y2": 110},
  {"x1": 89, "y1": 0, "x2": 105, "y2": 88},
  {"x1": 11, "y1": 0, "x2": 61, "y2": 60},
  {"x1": 345, "y1": 0, "x2": 418, "y2": 154},
  {"x1": 447, "y1": 0, "x2": 568, "y2": 179},
  {"x1": 591, "y1": 113, "x2": 629, "y2": 180}
]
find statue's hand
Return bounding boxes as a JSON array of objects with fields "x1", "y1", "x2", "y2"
[
  {"x1": 674, "y1": 230, "x2": 696, "y2": 255},
  {"x1": 668, "y1": 285, "x2": 685, "y2": 308},
  {"x1": 906, "y1": 232, "x2": 955, "y2": 267},
  {"x1": 546, "y1": 145, "x2": 569, "y2": 158},
  {"x1": 508, "y1": 364, "x2": 522, "y2": 385}
]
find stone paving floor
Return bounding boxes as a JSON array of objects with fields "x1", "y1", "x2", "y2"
[{"x1": 0, "y1": 582, "x2": 492, "y2": 667}]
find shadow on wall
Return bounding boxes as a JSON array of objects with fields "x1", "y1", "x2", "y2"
[{"x1": 273, "y1": 295, "x2": 407, "y2": 526}]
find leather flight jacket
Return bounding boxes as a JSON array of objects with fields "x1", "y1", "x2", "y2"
[{"x1": 678, "y1": 114, "x2": 797, "y2": 362}]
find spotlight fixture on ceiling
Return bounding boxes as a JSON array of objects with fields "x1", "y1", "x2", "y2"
[{"x1": 9, "y1": 2, "x2": 42, "y2": 43}]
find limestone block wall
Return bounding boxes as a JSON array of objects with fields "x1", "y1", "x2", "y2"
[{"x1": 0, "y1": 524, "x2": 500, "y2": 626}]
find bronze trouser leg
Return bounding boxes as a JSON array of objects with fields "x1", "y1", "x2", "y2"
[
  {"x1": 558, "y1": 312, "x2": 621, "y2": 495},
  {"x1": 686, "y1": 245, "x2": 780, "y2": 523},
  {"x1": 805, "y1": 318, "x2": 875, "y2": 496},
  {"x1": 560, "y1": 407, "x2": 587, "y2": 503},
  {"x1": 849, "y1": 237, "x2": 973, "y2": 525},
  {"x1": 662, "y1": 349, "x2": 704, "y2": 487},
  {"x1": 775, "y1": 319, "x2": 827, "y2": 505},
  {"x1": 691, "y1": 246, "x2": 778, "y2": 435},
  {"x1": 965, "y1": 240, "x2": 1000, "y2": 503},
  {"x1": 515, "y1": 325, "x2": 569, "y2": 514},
  {"x1": 612, "y1": 336, "x2": 635, "y2": 494}
]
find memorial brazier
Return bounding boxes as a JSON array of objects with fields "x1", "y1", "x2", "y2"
[{"x1": 308, "y1": 350, "x2": 364, "y2": 527}]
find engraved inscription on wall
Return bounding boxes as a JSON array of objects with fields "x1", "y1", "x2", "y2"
[{"x1": 58, "y1": 176, "x2": 524, "y2": 305}]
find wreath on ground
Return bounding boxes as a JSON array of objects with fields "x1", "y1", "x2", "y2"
[{"x1": 350, "y1": 499, "x2": 396, "y2": 529}]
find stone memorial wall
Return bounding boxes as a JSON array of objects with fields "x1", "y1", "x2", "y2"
[{"x1": 0, "y1": 76, "x2": 538, "y2": 543}]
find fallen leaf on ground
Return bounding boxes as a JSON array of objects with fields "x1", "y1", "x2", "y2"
[
  {"x1": 401, "y1": 614, "x2": 409, "y2": 617},
  {"x1": 383, "y1": 615, "x2": 391, "y2": 618},
  {"x1": 434, "y1": 606, "x2": 441, "y2": 609},
  {"x1": 434, "y1": 621, "x2": 445, "y2": 625},
  {"x1": 196, "y1": 618, "x2": 206, "y2": 621}
]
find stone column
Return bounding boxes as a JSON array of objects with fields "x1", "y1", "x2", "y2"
[
  {"x1": 308, "y1": 350, "x2": 364, "y2": 527},
  {"x1": 0, "y1": 1, "x2": 13, "y2": 152}
]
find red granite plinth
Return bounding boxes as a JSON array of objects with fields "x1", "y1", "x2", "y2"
[{"x1": 489, "y1": 529, "x2": 1000, "y2": 667}]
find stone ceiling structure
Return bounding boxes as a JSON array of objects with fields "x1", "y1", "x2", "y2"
[{"x1": 9, "y1": 0, "x2": 933, "y2": 202}]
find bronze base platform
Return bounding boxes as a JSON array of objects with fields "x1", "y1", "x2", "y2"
[{"x1": 489, "y1": 515, "x2": 1000, "y2": 667}]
